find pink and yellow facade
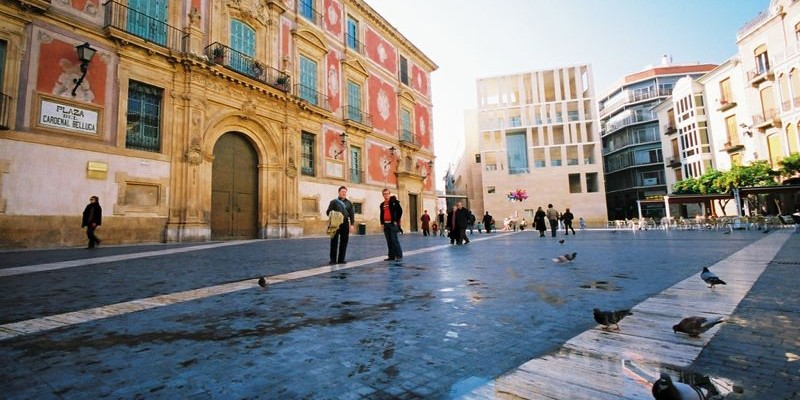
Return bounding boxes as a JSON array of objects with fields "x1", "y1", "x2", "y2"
[{"x1": 0, "y1": 0, "x2": 437, "y2": 247}]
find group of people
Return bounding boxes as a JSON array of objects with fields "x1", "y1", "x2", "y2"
[
  {"x1": 326, "y1": 186, "x2": 403, "y2": 265},
  {"x1": 533, "y1": 204, "x2": 576, "y2": 237}
]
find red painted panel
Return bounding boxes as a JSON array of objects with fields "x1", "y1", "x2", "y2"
[
  {"x1": 70, "y1": 0, "x2": 98, "y2": 12},
  {"x1": 417, "y1": 158, "x2": 433, "y2": 192},
  {"x1": 414, "y1": 103, "x2": 431, "y2": 149},
  {"x1": 366, "y1": 142, "x2": 397, "y2": 186},
  {"x1": 38, "y1": 38, "x2": 106, "y2": 105},
  {"x1": 323, "y1": 0, "x2": 343, "y2": 38},
  {"x1": 368, "y1": 75, "x2": 397, "y2": 135},
  {"x1": 365, "y1": 27, "x2": 397, "y2": 74},
  {"x1": 324, "y1": 126, "x2": 344, "y2": 159},
  {"x1": 326, "y1": 50, "x2": 341, "y2": 112},
  {"x1": 281, "y1": 18, "x2": 291, "y2": 60},
  {"x1": 411, "y1": 64, "x2": 429, "y2": 96}
]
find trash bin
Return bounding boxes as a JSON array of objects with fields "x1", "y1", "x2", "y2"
[{"x1": 358, "y1": 223, "x2": 366, "y2": 235}]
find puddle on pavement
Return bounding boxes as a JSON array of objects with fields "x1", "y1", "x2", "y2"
[
  {"x1": 578, "y1": 280, "x2": 621, "y2": 291},
  {"x1": 448, "y1": 376, "x2": 492, "y2": 398}
]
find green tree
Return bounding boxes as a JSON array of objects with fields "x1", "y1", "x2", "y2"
[
  {"x1": 778, "y1": 152, "x2": 800, "y2": 180},
  {"x1": 717, "y1": 160, "x2": 777, "y2": 192}
]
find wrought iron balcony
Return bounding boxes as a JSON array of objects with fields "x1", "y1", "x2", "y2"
[
  {"x1": 0, "y1": 92, "x2": 11, "y2": 130},
  {"x1": 346, "y1": 34, "x2": 366, "y2": 55},
  {"x1": 205, "y1": 43, "x2": 290, "y2": 92},
  {"x1": 298, "y1": 0, "x2": 324, "y2": 26},
  {"x1": 349, "y1": 168, "x2": 363, "y2": 184},
  {"x1": 104, "y1": 0, "x2": 187, "y2": 53},
  {"x1": 344, "y1": 105, "x2": 372, "y2": 127},
  {"x1": 294, "y1": 84, "x2": 330, "y2": 111}
]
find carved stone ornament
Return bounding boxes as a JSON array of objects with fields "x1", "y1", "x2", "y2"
[
  {"x1": 286, "y1": 164, "x2": 297, "y2": 178},
  {"x1": 226, "y1": 0, "x2": 268, "y2": 26},
  {"x1": 188, "y1": 6, "x2": 202, "y2": 27},
  {"x1": 186, "y1": 141, "x2": 204, "y2": 165}
]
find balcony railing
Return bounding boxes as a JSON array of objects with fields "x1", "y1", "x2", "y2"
[
  {"x1": 0, "y1": 92, "x2": 11, "y2": 130},
  {"x1": 104, "y1": 0, "x2": 187, "y2": 53},
  {"x1": 747, "y1": 67, "x2": 774, "y2": 86},
  {"x1": 346, "y1": 34, "x2": 366, "y2": 55},
  {"x1": 298, "y1": 0, "x2": 324, "y2": 26},
  {"x1": 400, "y1": 129, "x2": 415, "y2": 143},
  {"x1": 294, "y1": 83, "x2": 330, "y2": 111},
  {"x1": 753, "y1": 108, "x2": 781, "y2": 130},
  {"x1": 205, "y1": 43, "x2": 290, "y2": 91},
  {"x1": 737, "y1": 11, "x2": 769, "y2": 40},
  {"x1": 344, "y1": 105, "x2": 372, "y2": 127},
  {"x1": 663, "y1": 123, "x2": 677, "y2": 135},
  {"x1": 717, "y1": 99, "x2": 737, "y2": 112},
  {"x1": 349, "y1": 168, "x2": 363, "y2": 184},
  {"x1": 601, "y1": 111, "x2": 657, "y2": 136},
  {"x1": 599, "y1": 87, "x2": 672, "y2": 117}
]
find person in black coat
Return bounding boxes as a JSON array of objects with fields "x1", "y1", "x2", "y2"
[
  {"x1": 534, "y1": 206, "x2": 547, "y2": 238},
  {"x1": 453, "y1": 202, "x2": 471, "y2": 245},
  {"x1": 82, "y1": 195, "x2": 103, "y2": 248},
  {"x1": 562, "y1": 208, "x2": 576, "y2": 235},
  {"x1": 379, "y1": 189, "x2": 403, "y2": 261},
  {"x1": 482, "y1": 211, "x2": 493, "y2": 233}
]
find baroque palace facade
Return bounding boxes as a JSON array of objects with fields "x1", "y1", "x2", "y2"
[{"x1": 0, "y1": 0, "x2": 437, "y2": 248}]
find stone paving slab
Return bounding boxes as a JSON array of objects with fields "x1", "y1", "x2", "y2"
[{"x1": 0, "y1": 230, "x2": 797, "y2": 399}]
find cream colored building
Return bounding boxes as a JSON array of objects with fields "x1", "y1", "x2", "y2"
[
  {"x1": 0, "y1": 0, "x2": 437, "y2": 248},
  {"x1": 455, "y1": 65, "x2": 607, "y2": 227}
]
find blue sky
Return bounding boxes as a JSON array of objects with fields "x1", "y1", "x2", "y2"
[{"x1": 365, "y1": 0, "x2": 769, "y2": 185}]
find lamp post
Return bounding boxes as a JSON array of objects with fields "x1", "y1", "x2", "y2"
[
  {"x1": 71, "y1": 42, "x2": 97, "y2": 97},
  {"x1": 332, "y1": 131, "x2": 348, "y2": 159}
]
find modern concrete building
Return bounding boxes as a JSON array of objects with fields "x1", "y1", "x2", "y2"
[
  {"x1": 599, "y1": 62, "x2": 716, "y2": 220},
  {"x1": 454, "y1": 64, "x2": 608, "y2": 227},
  {"x1": 0, "y1": 0, "x2": 437, "y2": 248}
]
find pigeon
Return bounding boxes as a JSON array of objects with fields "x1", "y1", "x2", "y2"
[
  {"x1": 593, "y1": 308, "x2": 632, "y2": 331},
  {"x1": 257, "y1": 277, "x2": 267, "y2": 288},
  {"x1": 552, "y1": 252, "x2": 577, "y2": 263},
  {"x1": 558, "y1": 239, "x2": 565, "y2": 244},
  {"x1": 652, "y1": 372, "x2": 709, "y2": 400},
  {"x1": 700, "y1": 267, "x2": 726, "y2": 290},
  {"x1": 672, "y1": 316, "x2": 724, "y2": 337}
]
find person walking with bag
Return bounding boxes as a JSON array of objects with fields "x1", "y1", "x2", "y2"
[
  {"x1": 82, "y1": 195, "x2": 103, "y2": 248},
  {"x1": 326, "y1": 186, "x2": 355, "y2": 264},
  {"x1": 379, "y1": 188, "x2": 403, "y2": 261}
]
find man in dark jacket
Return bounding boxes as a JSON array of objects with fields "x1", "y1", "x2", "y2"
[
  {"x1": 82, "y1": 195, "x2": 102, "y2": 248},
  {"x1": 326, "y1": 186, "x2": 355, "y2": 264},
  {"x1": 482, "y1": 211, "x2": 493, "y2": 233},
  {"x1": 379, "y1": 189, "x2": 403, "y2": 261},
  {"x1": 454, "y1": 201, "x2": 471, "y2": 245}
]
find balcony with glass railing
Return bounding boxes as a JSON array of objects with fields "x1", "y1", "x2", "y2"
[
  {"x1": 599, "y1": 87, "x2": 672, "y2": 118},
  {"x1": 104, "y1": 1, "x2": 187, "y2": 53},
  {"x1": 601, "y1": 110, "x2": 657, "y2": 136},
  {"x1": 205, "y1": 43, "x2": 290, "y2": 91}
]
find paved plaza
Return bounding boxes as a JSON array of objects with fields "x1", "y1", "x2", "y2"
[{"x1": 0, "y1": 228, "x2": 798, "y2": 399}]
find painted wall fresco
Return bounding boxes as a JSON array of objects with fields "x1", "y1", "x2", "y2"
[
  {"x1": 366, "y1": 141, "x2": 397, "y2": 186},
  {"x1": 416, "y1": 158, "x2": 433, "y2": 192},
  {"x1": 36, "y1": 34, "x2": 107, "y2": 105},
  {"x1": 326, "y1": 50, "x2": 341, "y2": 113},
  {"x1": 324, "y1": 125, "x2": 345, "y2": 159},
  {"x1": 414, "y1": 103, "x2": 431, "y2": 149},
  {"x1": 365, "y1": 27, "x2": 397, "y2": 75},
  {"x1": 368, "y1": 75, "x2": 397, "y2": 135},
  {"x1": 411, "y1": 64, "x2": 429, "y2": 97},
  {"x1": 323, "y1": 0, "x2": 343, "y2": 38}
]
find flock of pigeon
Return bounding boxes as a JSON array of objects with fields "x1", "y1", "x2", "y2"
[{"x1": 590, "y1": 262, "x2": 729, "y2": 399}]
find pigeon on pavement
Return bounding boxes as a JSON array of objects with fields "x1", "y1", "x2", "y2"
[
  {"x1": 552, "y1": 252, "x2": 576, "y2": 263},
  {"x1": 652, "y1": 372, "x2": 710, "y2": 400},
  {"x1": 700, "y1": 267, "x2": 726, "y2": 290},
  {"x1": 257, "y1": 277, "x2": 267, "y2": 288},
  {"x1": 672, "y1": 316, "x2": 724, "y2": 337},
  {"x1": 593, "y1": 308, "x2": 632, "y2": 331},
  {"x1": 558, "y1": 239, "x2": 565, "y2": 244}
]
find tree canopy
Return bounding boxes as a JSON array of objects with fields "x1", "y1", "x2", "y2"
[{"x1": 672, "y1": 160, "x2": 779, "y2": 195}]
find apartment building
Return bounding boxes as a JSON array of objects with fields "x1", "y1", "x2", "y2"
[
  {"x1": 599, "y1": 62, "x2": 716, "y2": 220},
  {"x1": 0, "y1": 0, "x2": 436, "y2": 248},
  {"x1": 456, "y1": 65, "x2": 607, "y2": 227}
]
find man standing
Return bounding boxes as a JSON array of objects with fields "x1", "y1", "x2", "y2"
[
  {"x1": 82, "y1": 195, "x2": 102, "y2": 249},
  {"x1": 379, "y1": 188, "x2": 403, "y2": 261},
  {"x1": 454, "y1": 201, "x2": 471, "y2": 245},
  {"x1": 562, "y1": 208, "x2": 576, "y2": 235},
  {"x1": 482, "y1": 211, "x2": 493, "y2": 233},
  {"x1": 420, "y1": 209, "x2": 431, "y2": 236},
  {"x1": 546, "y1": 203, "x2": 560, "y2": 238},
  {"x1": 326, "y1": 186, "x2": 355, "y2": 264}
]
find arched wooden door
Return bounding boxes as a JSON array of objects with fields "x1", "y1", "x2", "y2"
[{"x1": 211, "y1": 133, "x2": 258, "y2": 239}]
